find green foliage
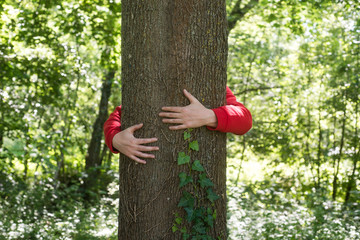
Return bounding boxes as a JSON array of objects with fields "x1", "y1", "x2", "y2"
[
  {"x1": 0, "y1": 0, "x2": 121, "y2": 194},
  {"x1": 192, "y1": 160, "x2": 205, "y2": 172},
  {"x1": 225, "y1": 1, "x2": 360, "y2": 238},
  {"x1": 0, "y1": 172, "x2": 119, "y2": 239},
  {"x1": 199, "y1": 174, "x2": 214, "y2": 188},
  {"x1": 184, "y1": 131, "x2": 191, "y2": 141},
  {"x1": 227, "y1": 180, "x2": 360, "y2": 240},
  {"x1": 227, "y1": 0, "x2": 359, "y2": 204},
  {"x1": 173, "y1": 130, "x2": 220, "y2": 239},
  {"x1": 0, "y1": 0, "x2": 121, "y2": 238},
  {"x1": 179, "y1": 172, "x2": 193, "y2": 188},
  {"x1": 178, "y1": 191, "x2": 195, "y2": 209},
  {"x1": 178, "y1": 152, "x2": 191, "y2": 165},
  {"x1": 189, "y1": 140, "x2": 199, "y2": 151}
]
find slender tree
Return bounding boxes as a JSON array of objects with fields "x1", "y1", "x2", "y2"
[
  {"x1": 83, "y1": 0, "x2": 121, "y2": 194},
  {"x1": 119, "y1": 1, "x2": 228, "y2": 239},
  {"x1": 332, "y1": 89, "x2": 347, "y2": 201},
  {"x1": 84, "y1": 70, "x2": 115, "y2": 193}
]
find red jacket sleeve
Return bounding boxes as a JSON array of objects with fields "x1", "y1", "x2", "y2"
[
  {"x1": 103, "y1": 86, "x2": 252, "y2": 153},
  {"x1": 103, "y1": 106, "x2": 122, "y2": 153},
  {"x1": 207, "y1": 86, "x2": 252, "y2": 135}
]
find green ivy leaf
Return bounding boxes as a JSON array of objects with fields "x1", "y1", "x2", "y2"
[
  {"x1": 180, "y1": 227, "x2": 187, "y2": 234},
  {"x1": 175, "y1": 217, "x2": 183, "y2": 225},
  {"x1": 199, "y1": 173, "x2": 214, "y2": 188},
  {"x1": 179, "y1": 172, "x2": 193, "y2": 188},
  {"x1": 172, "y1": 225, "x2": 178, "y2": 233},
  {"x1": 207, "y1": 188, "x2": 220, "y2": 203},
  {"x1": 205, "y1": 214, "x2": 214, "y2": 227},
  {"x1": 189, "y1": 140, "x2": 199, "y2": 151},
  {"x1": 178, "y1": 191, "x2": 194, "y2": 208},
  {"x1": 184, "y1": 131, "x2": 191, "y2": 140},
  {"x1": 185, "y1": 207, "x2": 195, "y2": 222},
  {"x1": 192, "y1": 160, "x2": 205, "y2": 172},
  {"x1": 177, "y1": 152, "x2": 190, "y2": 165},
  {"x1": 193, "y1": 220, "x2": 206, "y2": 234},
  {"x1": 194, "y1": 207, "x2": 205, "y2": 218}
]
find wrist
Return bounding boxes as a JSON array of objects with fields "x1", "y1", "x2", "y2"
[
  {"x1": 205, "y1": 109, "x2": 217, "y2": 128},
  {"x1": 112, "y1": 132, "x2": 123, "y2": 152}
]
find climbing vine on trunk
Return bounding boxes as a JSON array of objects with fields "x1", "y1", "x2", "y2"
[{"x1": 173, "y1": 129, "x2": 221, "y2": 239}]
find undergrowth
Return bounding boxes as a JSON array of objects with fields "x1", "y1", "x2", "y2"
[{"x1": 1, "y1": 170, "x2": 359, "y2": 239}]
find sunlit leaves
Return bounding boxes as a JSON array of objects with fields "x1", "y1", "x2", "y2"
[{"x1": 0, "y1": 0, "x2": 121, "y2": 186}]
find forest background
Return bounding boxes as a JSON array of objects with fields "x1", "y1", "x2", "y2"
[{"x1": 0, "y1": 0, "x2": 359, "y2": 239}]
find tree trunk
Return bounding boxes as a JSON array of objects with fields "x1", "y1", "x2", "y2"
[
  {"x1": 316, "y1": 80, "x2": 324, "y2": 190},
  {"x1": 344, "y1": 100, "x2": 359, "y2": 203},
  {"x1": 84, "y1": 70, "x2": 115, "y2": 193},
  {"x1": 0, "y1": 112, "x2": 3, "y2": 149},
  {"x1": 119, "y1": 1, "x2": 228, "y2": 239},
  {"x1": 85, "y1": 70, "x2": 115, "y2": 169},
  {"x1": 332, "y1": 94, "x2": 347, "y2": 201}
]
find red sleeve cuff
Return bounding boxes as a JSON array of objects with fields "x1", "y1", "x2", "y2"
[
  {"x1": 206, "y1": 108, "x2": 228, "y2": 132},
  {"x1": 107, "y1": 130, "x2": 121, "y2": 154}
]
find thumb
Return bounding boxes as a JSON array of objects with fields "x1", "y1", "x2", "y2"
[
  {"x1": 183, "y1": 89, "x2": 199, "y2": 104},
  {"x1": 129, "y1": 123, "x2": 143, "y2": 133}
]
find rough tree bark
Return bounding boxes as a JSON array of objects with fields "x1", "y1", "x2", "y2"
[{"x1": 120, "y1": 1, "x2": 228, "y2": 239}]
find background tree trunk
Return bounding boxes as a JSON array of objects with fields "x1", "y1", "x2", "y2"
[
  {"x1": 119, "y1": 1, "x2": 228, "y2": 239},
  {"x1": 84, "y1": 70, "x2": 115, "y2": 195}
]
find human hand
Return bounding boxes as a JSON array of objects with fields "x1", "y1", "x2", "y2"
[
  {"x1": 112, "y1": 123, "x2": 159, "y2": 164},
  {"x1": 159, "y1": 89, "x2": 217, "y2": 130}
]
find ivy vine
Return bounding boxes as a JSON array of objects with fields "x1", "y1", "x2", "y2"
[{"x1": 172, "y1": 129, "x2": 220, "y2": 240}]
